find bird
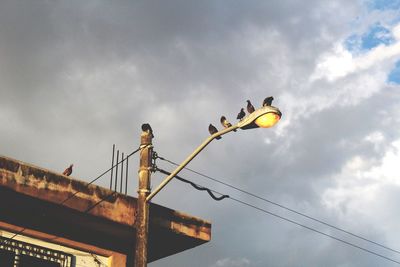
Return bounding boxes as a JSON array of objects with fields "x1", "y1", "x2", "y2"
[
  {"x1": 63, "y1": 164, "x2": 73, "y2": 176},
  {"x1": 236, "y1": 108, "x2": 245, "y2": 120},
  {"x1": 220, "y1": 116, "x2": 237, "y2": 132},
  {"x1": 246, "y1": 100, "x2": 255, "y2": 113},
  {"x1": 262, "y1": 96, "x2": 274, "y2": 106},
  {"x1": 141, "y1": 123, "x2": 154, "y2": 138},
  {"x1": 208, "y1": 124, "x2": 221, "y2": 140}
]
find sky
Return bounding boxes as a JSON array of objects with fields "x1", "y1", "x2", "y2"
[{"x1": 1, "y1": 0, "x2": 400, "y2": 266}]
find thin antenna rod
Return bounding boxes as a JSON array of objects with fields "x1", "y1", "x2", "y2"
[
  {"x1": 120, "y1": 153, "x2": 124, "y2": 193},
  {"x1": 125, "y1": 156, "x2": 129, "y2": 195},
  {"x1": 109, "y1": 144, "x2": 115, "y2": 190},
  {"x1": 115, "y1": 150, "x2": 119, "y2": 192}
]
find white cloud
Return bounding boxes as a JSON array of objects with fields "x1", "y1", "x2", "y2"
[
  {"x1": 210, "y1": 258, "x2": 251, "y2": 267},
  {"x1": 310, "y1": 23, "x2": 400, "y2": 82},
  {"x1": 322, "y1": 138, "x2": 400, "y2": 217},
  {"x1": 365, "y1": 139, "x2": 400, "y2": 183},
  {"x1": 393, "y1": 23, "x2": 400, "y2": 40},
  {"x1": 310, "y1": 44, "x2": 355, "y2": 82}
]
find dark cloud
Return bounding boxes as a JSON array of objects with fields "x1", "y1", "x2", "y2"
[{"x1": 1, "y1": 1, "x2": 400, "y2": 267}]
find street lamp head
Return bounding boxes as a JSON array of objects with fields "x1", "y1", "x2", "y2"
[
  {"x1": 255, "y1": 112, "x2": 281, "y2": 128},
  {"x1": 238, "y1": 106, "x2": 282, "y2": 130}
]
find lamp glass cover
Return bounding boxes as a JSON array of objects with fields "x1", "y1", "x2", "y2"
[{"x1": 255, "y1": 112, "x2": 280, "y2": 128}]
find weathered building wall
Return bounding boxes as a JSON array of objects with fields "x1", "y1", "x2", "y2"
[{"x1": 0, "y1": 155, "x2": 211, "y2": 265}]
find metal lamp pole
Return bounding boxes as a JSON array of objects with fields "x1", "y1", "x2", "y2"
[
  {"x1": 135, "y1": 129, "x2": 153, "y2": 267},
  {"x1": 134, "y1": 105, "x2": 282, "y2": 267}
]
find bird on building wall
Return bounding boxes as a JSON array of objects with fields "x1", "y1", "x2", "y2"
[
  {"x1": 220, "y1": 116, "x2": 237, "y2": 132},
  {"x1": 246, "y1": 100, "x2": 255, "y2": 113},
  {"x1": 63, "y1": 164, "x2": 73, "y2": 176},
  {"x1": 237, "y1": 108, "x2": 245, "y2": 120},
  {"x1": 141, "y1": 123, "x2": 154, "y2": 138},
  {"x1": 208, "y1": 124, "x2": 221, "y2": 139},
  {"x1": 263, "y1": 96, "x2": 274, "y2": 106}
]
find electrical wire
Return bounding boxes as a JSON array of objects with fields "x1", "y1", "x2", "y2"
[
  {"x1": 229, "y1": 195, "x2": 400, "y2": 265},
  {"x1": 157, "y1": 155, "x2": 400, "y2": 256},
  {"x1": 158, "y1": 169, "x2": 400, "y2": 265},
  {"x1": 42, "y1": 190, "x2": 118, "y2": 244},
  {"x1": 84, "y1": 191, "x2": 117, "y2": 213},
  {"x1": 60, "y1": 146, "x2": 142, "y2": 206},
  {"x1": 6, "y1": 145, "x2": 144, "y2": 241},
  {"x1": 156, "y1": 167, "x2": 229, "y2": 201}
]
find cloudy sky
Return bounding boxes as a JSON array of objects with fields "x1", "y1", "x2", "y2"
[{"x1": 1, "y1": 0, "x2": 400, "y2": 266}]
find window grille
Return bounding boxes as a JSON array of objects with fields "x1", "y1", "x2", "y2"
[{"x1": 0, "y1": 235, "x2": 73, "y2": 267}]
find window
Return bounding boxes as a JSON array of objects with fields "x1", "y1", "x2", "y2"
[
  {"x1": 0, "y1": 236, "x2": 72, "y2": 267},
  {"x1": 19, "y1": 254, "x2": 61, "y2": 267},
  {"x1": 0, "y1": 249, "x2": 15, "y2": 267}
]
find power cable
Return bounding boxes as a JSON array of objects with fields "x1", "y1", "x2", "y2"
[
  {"x1": 158, "y1": 169, "x2": 400, "y2": 265},
  {"x1": 84, "y1": 191, "x2": 117, "y2": 213},
  {"x1": 156, "y1": 167, "x2": 229, "y2": 201},
  {"x1": 6, "y1": 145, "x2": 143, "y2": 241},
  {"x1": 45, "y1": 191, "x2": 117, "y2": 243},
  {"x1": 157, "y1": 155, "x2": 400, "y2": 256},
  {"x1": 60, "y1": 146, "x2": 142, "y2": 206},
  {"x1": 229, "y1": 195, "x2": 400, "y2": 265}
]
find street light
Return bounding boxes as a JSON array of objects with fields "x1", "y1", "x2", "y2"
[
  {"x1": 238, "y1": 106, "x2": 282, "y2": 130},
  {"x1": 135, "y1": 103, "x2": 282, "y2": 267},
  {"x1": 146, "y1": 105, "x2": 281, "y2": 202}
]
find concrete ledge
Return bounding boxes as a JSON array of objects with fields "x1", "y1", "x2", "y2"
[{"x1": 0, "y1": 155, "x2": 211, "y2": 262}]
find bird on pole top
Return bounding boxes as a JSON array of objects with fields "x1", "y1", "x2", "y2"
[{"x1": 141, "y1": 123, "x2": 154, "y2": 138}]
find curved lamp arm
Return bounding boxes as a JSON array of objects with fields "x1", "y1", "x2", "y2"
[
  {"x1": 146, "y1": 124, "x2": 239, "y2": 202},
  {"x1": 146, "y1": 105, "x2": 282, "y2": 202}
]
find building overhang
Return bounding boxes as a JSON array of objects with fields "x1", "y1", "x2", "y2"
[{"x1": 0, "y1": 155, "x2": 211, "y2": 263}]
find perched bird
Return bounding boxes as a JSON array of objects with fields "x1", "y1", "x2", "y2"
[
  {"x1": 246, "y1": 100, "x2": 255, "y2": 113},
  {"x1": 141, "y1": 123, "x2": 154, "y2": 138},
  {"x1": 262, "y1": 96, "x2": 274, "y2": 106},
  {"x1": 208, "y1": 124, "x2": 221, "y2": 140},
  {"x1": 63, "y1": 164, "x2": 73, "y2": 176},
  {"x1": 236, "y1": 108, "x2": 245, "y2": 120},
  {"x1": 220, "y1": 116, "x2": 237, "y2": 132}
]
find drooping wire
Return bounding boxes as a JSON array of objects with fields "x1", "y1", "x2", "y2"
[
  {"x1": 157, "y1": 155, "x2": 400, "y2": 256},
  {"x1": 6, "y1": 145, "x2": 144, "y2": 241},
  {"x1": 156, "y1": 167, "x2": 229, "y2": 201},
  {"x1": 43, "y1": 191, "x2": 118, "y2": 243},
  {"x1": 90, "y1": 253, "x2": 106, "y2": 267},
  {"x1": 158, "y1": 170, "x2": 400, "y2": 265},
  {"x1": 60, "y1": 146, "x2": 142, "y2": 206},
  {"x1": 228, "y1": 196, "x2": 400, "y2": 265},
  {"x1": 84, "y1": 192, "x2": 117, "y2": 213}
]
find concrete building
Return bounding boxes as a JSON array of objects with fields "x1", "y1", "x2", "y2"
[{"x1": 0, "y1": 155, "x2": 211, "y2": 266}]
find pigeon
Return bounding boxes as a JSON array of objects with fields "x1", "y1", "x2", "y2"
[
  {"x1": 262, "y1": 96, "x2": 274, "y2": 106},
  {"x1": 141, "y1": 123, "x2": 154, "y2": 138},
  {"x1": 246, "y1": 100, "x2": 255, "y2": 113},
  {"x1": 208, "y1": 124, "x2": 221, "y2": 140},
  {"x1": 220, "y1": 116, "x2": 237, "y2": 132},
  {"x1": 63, "y1": 164, "x2": 73, "y2": 176},
  {"x1": 236, "y1": 108, "x2": 245, "y2": 120}
]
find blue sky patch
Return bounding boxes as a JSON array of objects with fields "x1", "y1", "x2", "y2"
[
  {"x1": 388, "y1": 61, "x2": 400, "y2": 84},
  {"x1": 344, "y1": 34, "x2": 361, "y2": 53},
  {"x1": 367, "y1": 0, "x2": 400, "y2": 10},
  {"x1": 361, "y1": 23, "x2": 394, "y2": 49},
  {"x1": 345, "y1": 23, "x2": 394, "y2": 53}
]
